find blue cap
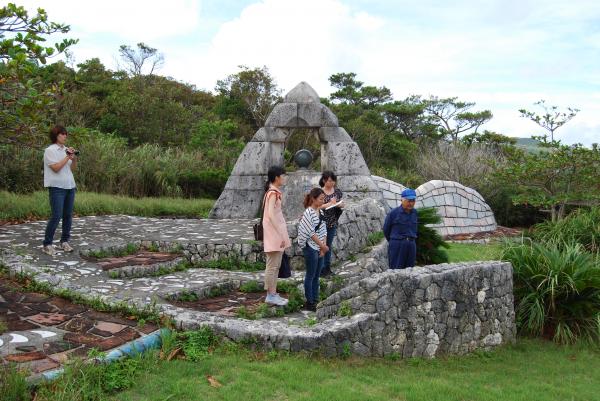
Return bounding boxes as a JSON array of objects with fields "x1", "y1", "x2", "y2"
[{"x1": 401, "y1": 188, "x2": 417, "y2": 200}]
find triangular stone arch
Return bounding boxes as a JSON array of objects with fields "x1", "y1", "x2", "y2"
[{"x1": 209, "y1": 82, "x2": 382, "y2": 219}]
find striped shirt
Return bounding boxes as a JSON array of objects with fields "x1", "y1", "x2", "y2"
[{"x1": 297, "y1": 207, "x2": 327, "y2": 250}]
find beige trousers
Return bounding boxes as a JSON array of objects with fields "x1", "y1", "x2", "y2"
[{"x1": 264, "y1": 251, "x2": 283, "y2": 293}]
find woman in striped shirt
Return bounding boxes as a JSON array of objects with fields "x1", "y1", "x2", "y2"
[{"x1": 297, "y1": 188, "x2": 328, "y2": 311}]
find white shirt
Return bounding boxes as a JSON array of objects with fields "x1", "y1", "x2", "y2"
[
  {"x1": 297, "y1": 207, "x2": 327, "y2": 250},
  {"x1": 43, "y1": 144, "x2": 76, "y2": 189}
]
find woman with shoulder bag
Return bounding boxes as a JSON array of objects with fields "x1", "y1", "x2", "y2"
[
  {"x1": 262, "y1": 166, "x2": 292, "y2": 306},
  {"x1": 297, "y1": 188, "x2": 328, "y2": 312}
]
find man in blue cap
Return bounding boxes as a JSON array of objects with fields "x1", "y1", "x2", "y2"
[{"x1": 383, "y1": 188, "x2": 418, "y2": 269}]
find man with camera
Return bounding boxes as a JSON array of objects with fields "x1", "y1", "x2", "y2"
[{"x1": 42, "y1": 125, "x2": 79, "y2": 256}]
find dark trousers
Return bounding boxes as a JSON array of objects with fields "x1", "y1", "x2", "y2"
[
  {"x1": 303, "y1": 246, "x2": 323, "y2": 304},
  {"x1": 43, "y1": 187, "x2": 76, "y2": 246},
  {"x1": 319, "y1": 226, "x2": 336, "y2": 275},
  {"x1": 388, "y1": 239, "x2": 416, "y2": 269}
]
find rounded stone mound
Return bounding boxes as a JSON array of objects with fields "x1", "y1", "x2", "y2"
[{"x1": 415, "y1": 180, "x2": 497, "y2": 236}]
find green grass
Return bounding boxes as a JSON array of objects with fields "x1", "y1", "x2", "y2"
[
  {"x1": 0, "y1": 191, "x2": 215, "y2": 221},
  {"x1": 105, "y1": 339, "x2": 599, "y2": 401},
  {"x1": 445, "y1": 242, "x2": 502, "y2": 263}
]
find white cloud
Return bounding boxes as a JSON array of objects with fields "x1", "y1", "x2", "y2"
[{"x1": 15, "y1": 0, "x2": 201, "y2": 41}]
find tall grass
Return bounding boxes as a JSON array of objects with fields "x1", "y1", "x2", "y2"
[
  {"x1": 531, "y1": 207, "x2": 600, "y2": 253},
  {"x1": 503, "y1": 239, "x2": 600, "y2": 344},
  {"x1": 0, "y1": 131, "x2": 233, "y2": 198},
  {"x1": 0, "y1": 191, "x2": 215, "y2": 221}
]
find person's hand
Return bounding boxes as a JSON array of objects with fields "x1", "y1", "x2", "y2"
[
  {"x1": 319, "y1": 249, "x2": 325, "y2": 257},
  {"x1": 320, "y1": 244, "x2": 329, "y2": 254},
  {"x1": 280, "y1": 240, "x2": 286, "y2": 249},
  {"x1": 337, "y1": 200, "x2": 345, "y2": 208}
]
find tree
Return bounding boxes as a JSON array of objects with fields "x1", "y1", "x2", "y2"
[
  {"x1": 519, "y1": 100, "x2": 579, "y2": 142},
  {"x1": 495, "y1": 139, "x2": 600, "y2": 221},
  {"x1": 381, "y1": 96, "x2": 438, "y2": 141},
  {"x1": 0, "y1": 3, "x2": 77, "y2": 146},
  {"x1": 329, "y1": 72, "x2": 392, "y2": 106},
  {"x1": 118, "y1": 42, "x2": 164, "y2": 77},
  {"x1": 461, "y1": 130, "x2": 516, "y2": 153},
  {"x1": 424, "y1": 96, "x2": 492, "y2": 143},
  {"x1": 215, "y1": 65, "x2": 281, "y2": 135}
]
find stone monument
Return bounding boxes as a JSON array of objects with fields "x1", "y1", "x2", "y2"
[{"x1": 209, "y1": 82, "x2": 382, "y2": 220}]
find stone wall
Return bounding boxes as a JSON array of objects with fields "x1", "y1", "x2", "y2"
[
  {"x1": 171, "y1": 245, "x2": 515, "y2": 358},
  {"x1": 372, "y1": 176, "x2": 497, "y2": 236},
  {"x1": 186, "y1": 198, "x2": 387, "y2": 269},
  {"x1": 315, "y1": 258, "x2": 515, "y2": 357}
]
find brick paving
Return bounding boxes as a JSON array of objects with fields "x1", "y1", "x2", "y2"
[{"x1": 0, "y1": 277, "x2": 158, "y2": 376}]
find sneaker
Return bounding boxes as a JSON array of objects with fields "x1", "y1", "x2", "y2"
[
  {"x1": 59, "y1": 242, "x2": 74, "y2": 252},
  {"x1": 303, "y1": 302, "x2": 316, "y2": 312},
  {"x1": 265, "y1": 293, "x2": 287, "y2": 306},
  {"x1": 274, "y1": 294, "x2": 289, "y2": 306},
  {"x1": 42, "y1": 245, "x2": 56, "y2": 256}
]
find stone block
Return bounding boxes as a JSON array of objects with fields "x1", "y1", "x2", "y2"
[
  {"x1": 297, "y1": 103, "x2": 339, "y2": 127},
  {"x1": 265, "y1": 103, "x2": 298, "y2": 127},
  {"x1": 284, "y1": 82, "x2": 320, "y2": 103},
  {"x1": 251, "y1": 127, "x2": 289, "y2": 143},
  {"x1": 322, "y1": 142, "x2": 370, "y2": 175},
  {"x1": 230, "y1": 142, "x2": 284, "y2": 176},
  {"x1": 319, "y1": 127, "x2": 353, "y2": 142}
]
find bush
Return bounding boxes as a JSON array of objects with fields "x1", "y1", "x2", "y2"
[
  {"x1": 417, "y1": 207, "x2": 449, "y2": 265},
  {"x1": 503, "y1": 240, "x2": 600, "y2": 344},
  {"x1": 531, "y1": 207, "x2": 600, "y2": 253},
  {"x1": 0, "y1": 129, "x2": 235, "y2": 199}
]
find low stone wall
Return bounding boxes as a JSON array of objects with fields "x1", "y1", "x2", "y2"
[
  {"x1": 316, "y1": 258, "x2": 515, "y2": 356},
  {"x1": 184, "y1": 198, "x2": 387, "y2": 269},
  {"x1": 170, "y1": 250, "x2": 515, "y2": 358}
]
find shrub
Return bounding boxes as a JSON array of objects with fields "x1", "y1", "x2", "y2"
[
  {"x1": 503, "y1": 240, "x2": 600, "y2": 344},
  {"x1": 531, "y1": 207, "x2": 600, "y2": 253},
  {"x1": 417, "y1": 207, "x2": 450, "y2": 265}
]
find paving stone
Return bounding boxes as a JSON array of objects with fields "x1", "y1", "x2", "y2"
[
  {"x1": 15, "y1": 346, "x2": 37, "y2": 352},
  {"x1": 43, "y1": 340, "x2": 78, "y2": 355},
  {"x1": 7, "y1": 319, "x2": 39, "y2": 331},
  {"x1": 94, "y1": 321, "x2": 127, "y2": 334},
  {"x1": 58, "y1": 317, "x2": 95, "y2": 333},
  {"x1": 5, "y1": 351, "x2": 46, "y2": 363},
  {"x1": 83, "y1": 311, "x2": 137, "y2": 327},
  {"x1": 116, "y1": 327, "x2": 140, "y2": 342},
  {"x1": 28, "y1": 313, "x2": 69, "y2": 326},
  {"x1": 96, "y1": 336, "x2": 128, "y2": 351},
  {"x1": 23, "y1": 357, "x2": 60, "y2": 374},
  {"x1": 21, "y1": 293, "x2": 52, "y2": 303},
  {"x1": 28, "y1": 303, "x2": 57, "y2": 313},
  {"x1": 63, "y1": 332, "x2": 104, "y2": 346}
]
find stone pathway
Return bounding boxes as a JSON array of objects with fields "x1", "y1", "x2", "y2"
[{"x1": 0, "y1": 276, "x2": 158, "y2": 378}]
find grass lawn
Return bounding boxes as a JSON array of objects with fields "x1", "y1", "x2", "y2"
[
  {"x1": 107, "y1": 339, "x2": 599, "y2": 401},
  {"x1": 0, "y1": 191, "x2": 215, "y2": 222},
  {"x1": 445, "y1": 242, "x2": 503, "y2": 263}
]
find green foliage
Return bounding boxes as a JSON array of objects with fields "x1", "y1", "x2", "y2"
[
  {"x1": 239, "y1": 280, "x2": 263, "y2": 293},
  {"x1": 338, "y1": 300, "x2": 352, "y2": 317},
  {"x1": 0, "y1": 364, "x2": 30, "y2": 401},
  {"x1": 445, "y1": 243, "x2": 502, "y2": 263},
  {"x1": 503, "y1": 240, "x2": 600, "y2": 344},
  {"x1": 0, "y1": 191, "x2": 214, "y2": 222},
  {"x1": 367, "y1": 231, "x2": 385, "y2": 246},
  {"x1": 519, "y1": 100, "x2": 579, "y2": 143},
  {"x1": 84, "y1": 243, "x2": 140, "y2": 259},
  {"x1": 198, "y1": 257, "x2": 265, "y2": 272},
  {"x1": 34, "y1": 354, "x2": 149, "y2": 401},
  {"x1": 177, "y1": 290, "x2": 199, "y2": 303},
  {"x1": 0, "y1": 317, "x2": 7, "y2": 334},
  {"x1": 180, "y1": 327, "x2": 219, "y2": 361},
  {"x1": 531, "y1": 207, "x2": 600, "y2": 253},
  {"x1": 494, "y1": 139, "x2": 600, "y2": 221},
  {"x1": 0, "y1": 3, "x2": 77, "y2": 146},
  {"x1": 416, "y1": 207, "x2": 450, "y2": 265}
]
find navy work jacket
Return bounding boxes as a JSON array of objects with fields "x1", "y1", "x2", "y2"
[{"x1": 383, "y1": 206, "x2": 418, "y2": 241}]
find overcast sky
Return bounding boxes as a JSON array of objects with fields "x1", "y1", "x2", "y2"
[{"x1": 11, "y1": 0, "x2": 600, "y2": 145}]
